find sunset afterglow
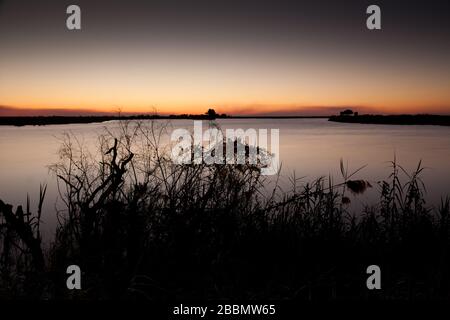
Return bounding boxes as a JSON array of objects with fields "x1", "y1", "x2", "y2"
[{"x1": 1, "y1": 0, "x2": 449, "y2": 115}]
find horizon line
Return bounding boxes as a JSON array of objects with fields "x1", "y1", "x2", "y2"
[{"x1": 2, "y1": 105, "x2": 450, "y2": 117}]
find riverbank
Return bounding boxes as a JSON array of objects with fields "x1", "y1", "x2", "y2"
[
  {"x1": 329, "y1": 114, "x2": 450, "y2": 126},
  {"x1": 0, "y1": 115, "x2": 226, "y2": 126},
  {"x1": 0, "y1": 115, "x2": 328, "y2": 126}
]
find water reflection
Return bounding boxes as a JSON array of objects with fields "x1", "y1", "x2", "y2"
[{"x1": 1, "y1": 118, "x2": 450, "y2": 236}]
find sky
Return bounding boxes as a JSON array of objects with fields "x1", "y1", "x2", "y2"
[{"x1": 0, "y1": 0, "x2": 449, "y2": 116}]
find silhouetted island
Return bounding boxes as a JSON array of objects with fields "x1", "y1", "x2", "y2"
[
  {"x1": 0, "y1": 113, "x2": 229, "y2": 127},
  {"x1": 329, "y1": 114, "x2": 450, "y2": 126},
  {"x1": 0, "y1": 111, "x2": 328, "y2": 127}
]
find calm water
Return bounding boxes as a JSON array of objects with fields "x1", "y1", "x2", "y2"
[{"x1": 1, "y1": 118, "x2": 450, "y2": 236}]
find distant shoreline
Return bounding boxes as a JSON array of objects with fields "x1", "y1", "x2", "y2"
[
  {"x1": 0, "y1": 115, "x2": 329, "y2": 127},
  {"x1": 4, "y1": 114, "x2": 450, "y2": 127},
  {"x1": 329, "y1": 114, "x2": 450, "y2": 126}
]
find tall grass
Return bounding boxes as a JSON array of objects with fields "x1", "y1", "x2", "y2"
[{"x1": 1, "y1": 120, "x2": 450, "y2": 300}]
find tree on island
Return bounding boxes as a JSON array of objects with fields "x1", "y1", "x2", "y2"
[
  {"x1": 340, "y1": 109, "x2": 354, "y2": 116},
  {"x1": 206, "y1": 108, "x2": 218, "y2": 119}
]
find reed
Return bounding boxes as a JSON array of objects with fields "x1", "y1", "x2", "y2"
[{"x1": 1, "y1": 120, "x2": 449, "y2": 300}]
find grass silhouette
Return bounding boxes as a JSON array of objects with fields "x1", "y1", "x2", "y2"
[{"x1": 1, "y1": 120, "x2": 450, "y2": 300}]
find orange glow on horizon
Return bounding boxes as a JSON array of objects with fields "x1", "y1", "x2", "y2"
[
  {"x1": 2, "y1": 101, "x2": 450, "y2": 116},
  {"x1": 1, "y1": 39, "x2": 449, "y2": 116}
]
